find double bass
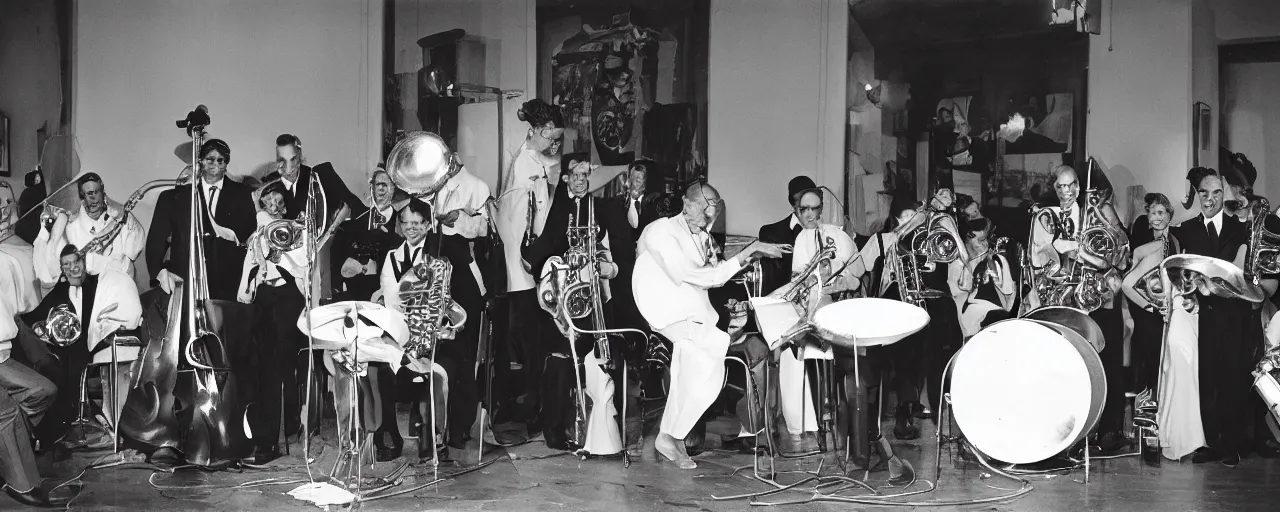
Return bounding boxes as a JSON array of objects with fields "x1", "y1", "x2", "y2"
[{"x1": 119, "y1": 107, "x2": 253, "y2": 466}]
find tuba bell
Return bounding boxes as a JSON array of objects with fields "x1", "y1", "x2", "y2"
[
  {"x1": 33, "y1": 304, "x2": 81, "y2": 347},
  {"x1": 1245, "y1": 198, "x2": 1280, "y2": 285},
  {"x1": 264, "y1": 218, "x2": 305, "y2": 253}
]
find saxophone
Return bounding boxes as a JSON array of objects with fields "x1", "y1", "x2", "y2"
[
  {"x1": 1026, "y1": 168, "x2": 1129, "y2": 312},
  {"x1": 78, "y1": 178, "x2": 183, "y2": 257},
  {"x1": 399, "y1": 253, "x2": 467, "y2": 361},
  {"x1": 1245, "y1": 198, "x2": 1280, "y2": 285}
]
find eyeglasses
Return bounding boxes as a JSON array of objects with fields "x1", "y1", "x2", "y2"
[
  {"x1": 539, "y1": 127, "x2": 564, "y2": 139},
  {"x1": 797, "y1": 204, "x2": 823, "y2": 213},
  {"x1": 203, "y1": 157, "x2": 227, "y2": 165}
]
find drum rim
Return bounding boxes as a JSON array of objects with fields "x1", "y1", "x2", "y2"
[{"x1": 812, "y1": 297, "x2": 929, "y2": 347}]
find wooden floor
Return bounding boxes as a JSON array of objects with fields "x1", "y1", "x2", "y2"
[{"x1": 32, "y1": 412, "x2": 1280, "y2": 512}]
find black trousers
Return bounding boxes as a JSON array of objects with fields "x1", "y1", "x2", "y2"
[
  {"x1": 1091, "y1": 306, "x2": 1127, "y2": 436},
  {"x1": 22, "y1": 336, "x2": 90, "y2": 445},
  {"x1": 250, "y1": 279, "x2": 306, "y2": 451},
  {"x1": 1198, "y1": 296, "x2": 1255, "y2": 453},
  {"x1": 366, "y1": 362, "x2": 400, "y2": 447},
  {"x1": 1128, "y1": 303, "x2": 1164, "y2": 394},
  {"x1": 436, "y1": 275, "x2": 484, "y2": 447},
  {"x1": 505, "y1": 289, "x2": 546, "y2": 422}
]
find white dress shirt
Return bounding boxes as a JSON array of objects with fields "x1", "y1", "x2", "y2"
[
  {"x1": 202, "y1": 177, "x2": 225, "y2": 214},
  {"x1": 429, "y1": 166, "x2": 490, "y2": 296},
  {"x1": 63, "y1": 203, "x2": 145, "y2": 277},
  {"x1": 380, "y1": 238, "x2": 428, "y2": 313},
  {"x1": 633, "y1": 215, "x2": 743, "y2": 330},
  {"x1": 792, "y1": 224, "x2": 863, "y2": 293},
  {"x1": 1204, "y1": 209, "x2": 1224, "y2": 234}
]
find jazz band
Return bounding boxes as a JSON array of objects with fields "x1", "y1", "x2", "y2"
[{"x1": 4, "y1": 101, "x2": 1280, "y2": 507}]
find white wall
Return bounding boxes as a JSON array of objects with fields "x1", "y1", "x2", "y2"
[
  {"x1": 1213, "y1": 0, "x2": 1280, "y2": 43},
  {"x1": 74, "y1": 0, "x2": 383, "y2": 243},
  {"x1": 1222, "y1": 62, "x2": 1280, "y2": 203},
  {"x1": 1086, "y1": 0, "x2": 1194, "y2": 223},
  {"x1": 390, "y1": 0, "x2": 534, "y2": 193},
  {"x1": 0, "y1": 0, "x2": 62, "y2": 190},
  {"x1": 708, "y1": 0, "x2": 847, "y2": 236}
]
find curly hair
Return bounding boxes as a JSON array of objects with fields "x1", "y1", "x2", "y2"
[{"x1": 517, "y1": 99, "x2": 564, "y2": 128}]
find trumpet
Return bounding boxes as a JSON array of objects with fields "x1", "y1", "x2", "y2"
[
  {"x1": 32, "y1": 304, "x2": 82, "y2": 347},
  {"x1": 971, "y1": 237, "x2": 1011, "y2": 288}
]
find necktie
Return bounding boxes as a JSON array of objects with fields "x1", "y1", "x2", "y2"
[
  {"x1": 69, "y1": 286, "x2": 81, "y2": 315},
  {"x1": 207, "y1": 185, "x2": 218, "y2": 213},
  {"x1": 1207, "y1": 221, "x2": 1219, "y2": 250},
  {"x1": 627, "y1": 198, "x2": 639, "y2": 229}
]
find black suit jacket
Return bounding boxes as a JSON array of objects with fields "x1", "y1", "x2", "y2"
[
  {"x1": 145, "y1": 179, "x2": 257, "y2": 301},
  {"x1": 757, "y1": 215, "x2": 801, "y2": 294},
  {"x1": 21, "y1": 274, "x2": 98, "y2": 343},
  {"x1": 615, "y1": 192, "x2": 661, "y2": 235},
  {"x1": 1170, "y1": 213, "x2": 1249, "y2": 262},
  {"x1": 261, "y1": 163, "x2": 363, "y2": 223},
  {"x1": 524, "y1": 187, "x2": 635, "y2": 285}
]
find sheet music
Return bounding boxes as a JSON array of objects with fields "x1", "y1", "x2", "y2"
[{"x1": 750, "y1": 296, "x2": 802, "y2": 350}]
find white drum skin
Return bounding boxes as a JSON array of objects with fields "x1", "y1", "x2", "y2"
[{"x1": 950, "y1": 318, "x2": 1107, "y2": 464}]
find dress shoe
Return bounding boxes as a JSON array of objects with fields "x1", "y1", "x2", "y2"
[
  {"x1": 149, "y1": 447, "x2": 183, "y2": 465},
  {"x1": 250, "y1": 446, "x2": 283, "y2": 465},
  {"x1": 1221, "y1": 449, "x2": 1241, "y2": 467},
  {"x1": 375, "y1": 444, "x2": 402, "y2": 462},
  {"x1": 1142, "y1": 447, "x2": 1162, "y2": 467},
  {"x1": 4, "y1": 485, "x2": 57, "y2": 508},
  {"x1": 893, "y1": 405, "x2": 920, "y2": 440},
  {"x1": 1190, "y1": 446, "x2": 1221, "y2": 463},
  {"x1": 1092, "y1": 432, "x2": 1129, "y2": 455}
]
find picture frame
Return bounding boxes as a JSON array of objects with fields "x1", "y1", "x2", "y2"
[
  {"x1": 1192, "y1": 101, "x2": 1211, "y2": 167},
  {"x1": 0, "y1": 113, "x2": 9, "y2": 177}
]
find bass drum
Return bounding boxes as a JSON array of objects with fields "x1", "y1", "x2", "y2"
[{"x1": 949, "y1": 310, "x2": 1106, "y2": 464}]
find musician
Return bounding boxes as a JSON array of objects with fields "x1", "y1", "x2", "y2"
[
  {"x1": 422, "y1": 156, "x2": 491, "y2": 453},
  {"x1": 956, "y1": 193, "x2": 982, "y2": 224},
  {"x1": 146, "y1": 138, "x2": 257, "y2": 301},
  {"x1": 380, "y1": 199, "x2": 458, "y2": 460},
  {"x1": 1126, "y1": 193, "x2": 1177, "y2": 398},
  {"x1": 1165, "y1": 169, "x2": 1258, "y2": 465},
  {"x1": 777, "y1": 188, "x2": 863, "y2": 448},
  {"x1": 0, "y1": 300, "x2": 59, "y2": 508},
  {"x1": 1029, "y1": 164, "x2": 1130, "y2": 454},
  {"x1": 950, "y1": 218, "x2": 1014, "y2": 338},
  {"x1": 758, "y1": 176, "x2": 818, "y2": 295},
  {"x1": 496, "y1": 99, "x2": 562, "y2": 426},
  {"x1": 261, "y1": 134, "x2": 363, "y2": 221},
  {"x1": 331, "y1": 168, "x2": 404, "y2": 302},
  {"x1": 36, "y1": 173, "x2": 145, "y2": 282},
  {"x1": 857, "y1": 201, "x2": 932, "y2": 439},
  {"x1": 14, "y1": 245, "x2": 141, "y2": 449},
  {"x1": 523, "y1": 159, "x2": 634, "y2": 452},
  {"x1": 632, "y1": 182, "x2": 788, "y2": 469},
  {"x1": 620, "y1": 159, "x2": 661, "y2": 232},
  {"x1": 0, "y1": 183, "x2": 40, "y2": 317}
]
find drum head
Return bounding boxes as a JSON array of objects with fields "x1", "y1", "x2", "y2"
[
  {"x1": 950, "y1": 318, "x2": 1107, "y2": 464},
  {"x1": 811, "y1": 298, "x2": 929, "y2": 348},
  {"x1": 1023, "y1": 306, "x2": 1105, "y2": 352}
]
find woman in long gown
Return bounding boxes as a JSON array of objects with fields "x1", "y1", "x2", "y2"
[{"x1": 1121, "y1": 211, "x2": 1204, "y2": 461}]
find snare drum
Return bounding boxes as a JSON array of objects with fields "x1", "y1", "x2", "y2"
[{"x1": 949, "y1": 315, "x2": 1107, "y2": 464}]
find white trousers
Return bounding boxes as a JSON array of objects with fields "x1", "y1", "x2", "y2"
[
  {"x1": 657, "y1": 319, "x2": 729, "y2": 439},
  {"x1": 778, "y1": 344, "x2": 825, "y2": 435},
  {"x1": 581, "y1": 351, "x2": 622, "y2": 454}
]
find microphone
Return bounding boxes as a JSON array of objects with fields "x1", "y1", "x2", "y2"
[{"x1": 176, "y1": 105, "x2": 212, "y2": 133}]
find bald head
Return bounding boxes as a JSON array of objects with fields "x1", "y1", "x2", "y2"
[
  {"x1": 682, "y1": 182, "x2": 722, "y2": 231},
  {"x1": 1053, "y1": 165, "x2": 1080, "y2": 205}
]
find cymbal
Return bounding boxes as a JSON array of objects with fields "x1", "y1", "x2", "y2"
[
  {"x1": 811, "y1": 298, "x2": 930, "y2": 348},
  {"x1": 297, "y1": 301, "x2": 409, "y2": 350},
  {"x1": 1163, "y1": 254, "x2": 1266, "y2": 303}
]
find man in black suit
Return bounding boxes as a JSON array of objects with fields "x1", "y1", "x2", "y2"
[
  {"x1": 757, "y1": 176, "x2": 816, "y2": 294},
  {"x1": 331, "y1": 168, "x2": 403, "y2": 302},
  {"x1": 261, "y1": 134, "x2": 363, "y2": 225},
  {"x1": 1169, "y1": 169, "x2": 1254, "y2": 466},
  {"x1": 619, "y1": 159, "x2": 662, "y2": 233},
  {"x1": 523, "y1": 159, "x2": 634, "y2": 451},
  {"x1": 146, "y1": 138, "x2": 257, "y2": 301}
]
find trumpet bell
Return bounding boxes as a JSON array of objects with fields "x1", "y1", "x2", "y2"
[
  {"x1": 384, "y1": 131, "x2": 458, "y2": 197},
  {"x1": 36, "y1": 304, "x2": 81, "y2": 347}
]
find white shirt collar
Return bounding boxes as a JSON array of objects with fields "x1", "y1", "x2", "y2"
[
  {"x1": 280, "y1": 176, "x2": 296, "y2": 190},
  {"x1": 405, "y1": 238, "x2": 426, "y2": 254},
  {"x1": 1204, "y1": 209, "x2": 1224, "y2": 229},
  {"x1": 202, "y1": 177, "x2": 225, "y2": 192},
  {"x1": 788, "y1": 214, "x2": 800, "y2": 230},
  {"x1": 376, "y1": 204, "x2": 394, "y2": 220}
]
